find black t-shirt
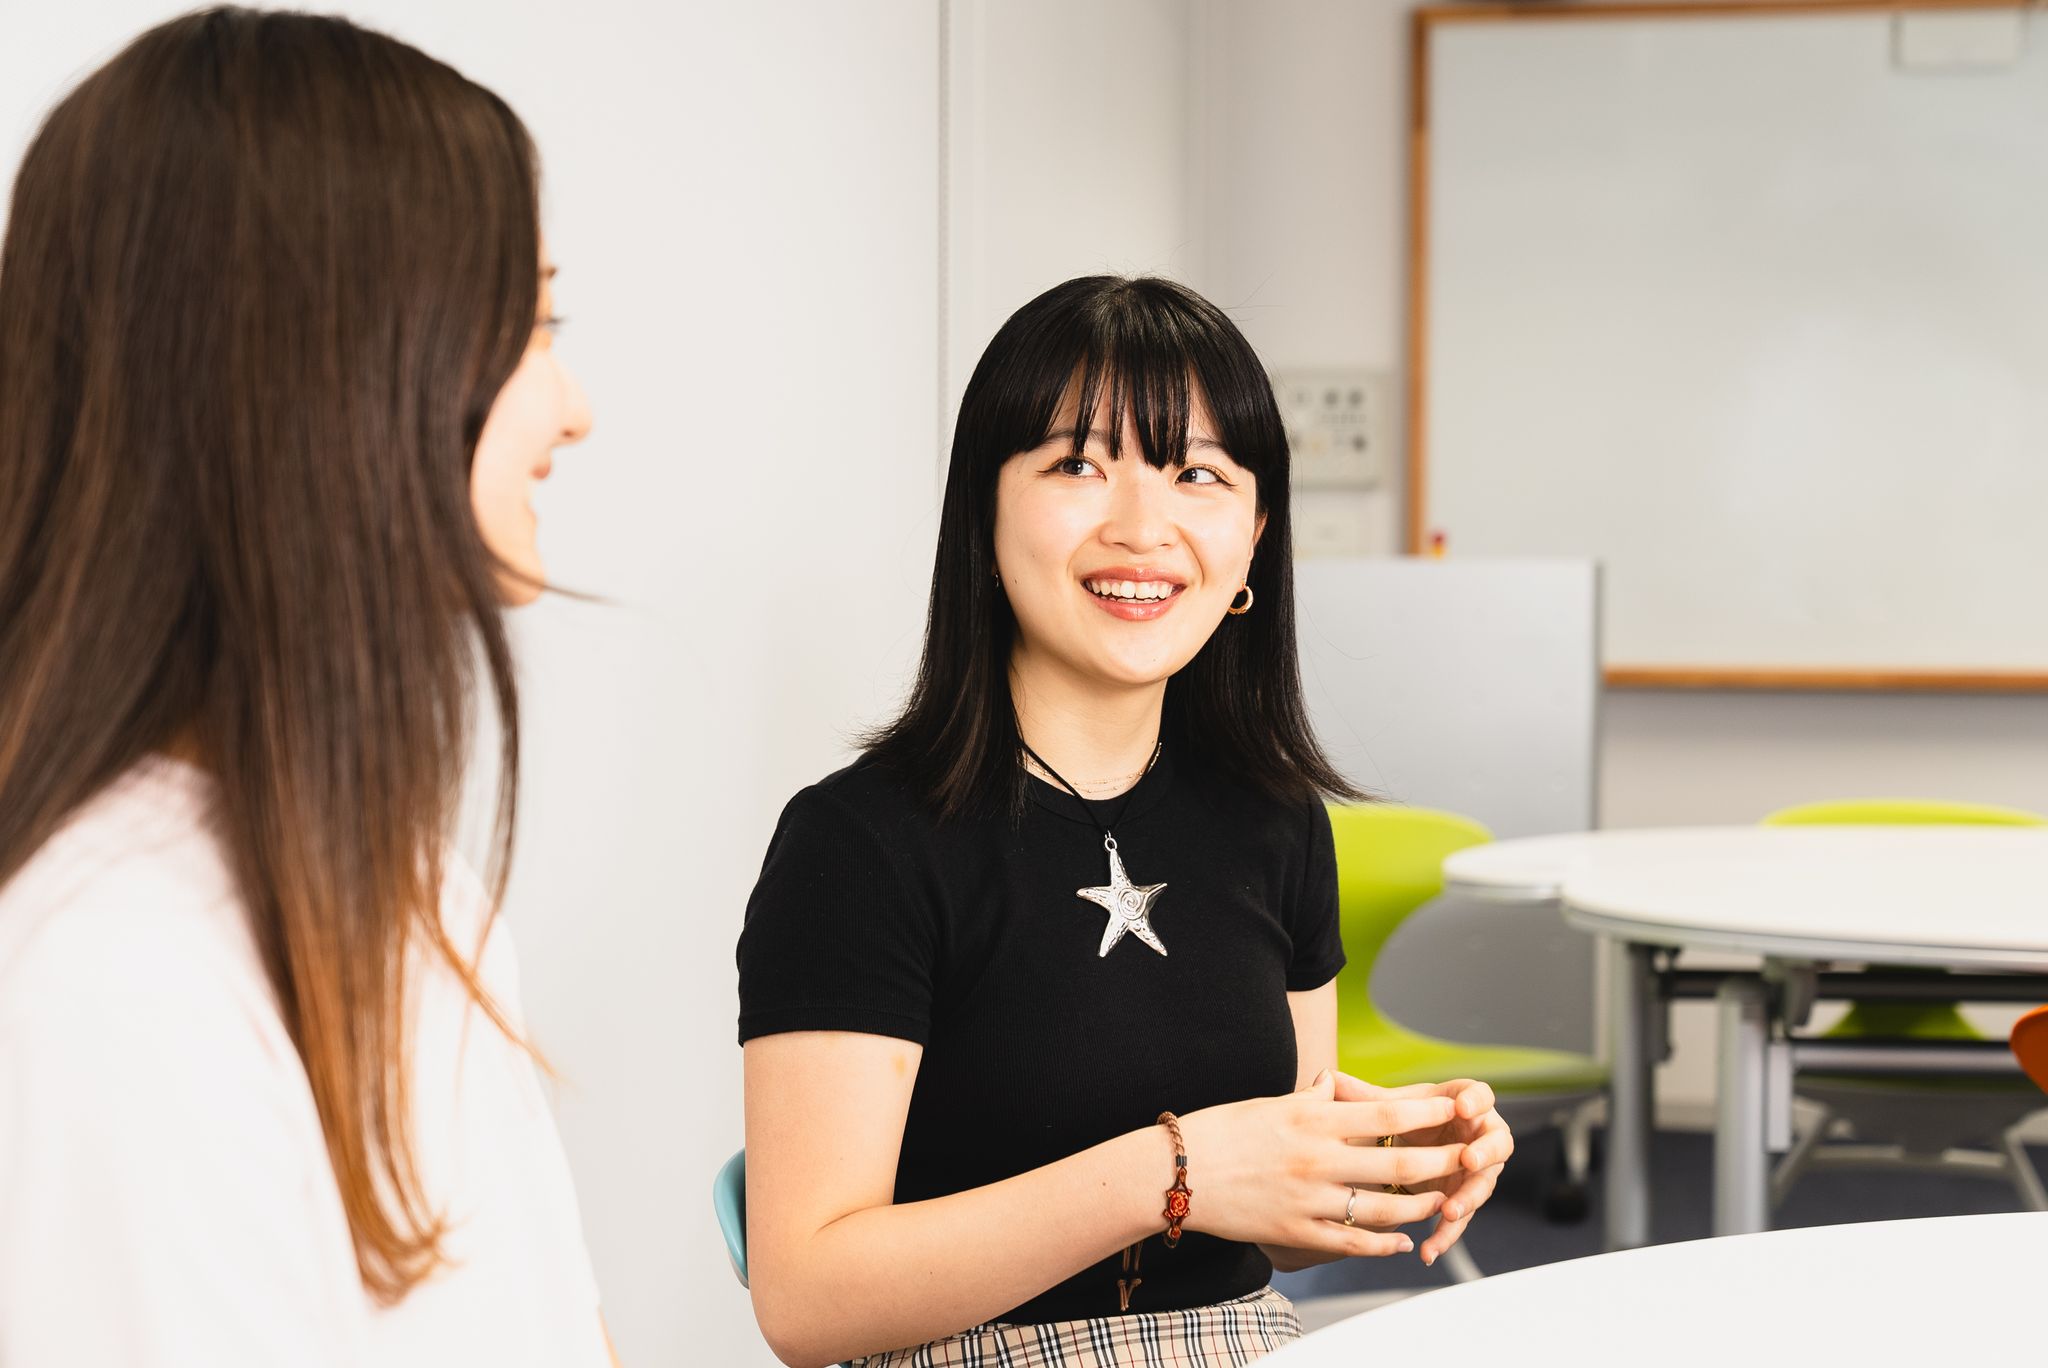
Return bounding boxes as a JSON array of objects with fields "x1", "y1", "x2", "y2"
[{"x1": 735, "y1": 747, "x2": 1344, "y2": 1325}]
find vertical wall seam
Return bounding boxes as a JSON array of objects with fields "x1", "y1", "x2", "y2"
[{"x1": 936, "y1": 0, "x2": 952, "y2": 491}]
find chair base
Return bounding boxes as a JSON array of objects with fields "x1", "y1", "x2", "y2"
[{"x1": 1772, "y1": 1109, "x2": 2048, "y2": 1214}]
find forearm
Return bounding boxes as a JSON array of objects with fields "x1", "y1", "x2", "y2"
[{"x1": 751, "y1": 1124, "x2": 1173, "y2": 1367}]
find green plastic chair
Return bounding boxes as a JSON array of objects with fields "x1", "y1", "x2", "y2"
[
  {"x1": 1762, "y1": 798, "x2": 2048, "y2": 1211},
  {"x1": 1327, "y1": 803, "x2": 1609, "y2": 1270}
]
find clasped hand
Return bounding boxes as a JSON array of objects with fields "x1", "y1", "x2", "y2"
[{"x1": 1175, "y1": 1069, "x2": 1513, "y2": 1271}]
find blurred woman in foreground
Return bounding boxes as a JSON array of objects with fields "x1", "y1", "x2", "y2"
[{"x1": 0, "y1": 9, "x2": 607, "y2": 1364}]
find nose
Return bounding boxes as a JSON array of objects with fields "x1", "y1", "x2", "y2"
[
  {"x1": 557, "y1": 365, "x2": 594, "y2": 445},
  {"x1": 1101, "y1": 460, "x2": 1173, "y2": 554}
]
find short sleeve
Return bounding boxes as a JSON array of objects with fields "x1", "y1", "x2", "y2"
[
  {"x1": 1285, "y1": 800, "x2": 1346, "y2": 991},
  {"x1": 736, "y1": 784, "x2": 937, "y2": 1046}
]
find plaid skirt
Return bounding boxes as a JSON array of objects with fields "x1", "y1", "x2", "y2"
[{"x1": 849, "y1": 1286, "x2": 1301, "y2": 1367}]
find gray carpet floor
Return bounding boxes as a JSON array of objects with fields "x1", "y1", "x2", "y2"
[{"x1": 1273, "y1": 1126, "x2": 2048, "y2": 1300}]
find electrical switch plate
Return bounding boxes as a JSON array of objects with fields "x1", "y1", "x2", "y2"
[{"x1": 1275, "y1": 369, "x2": 1393, "y2": 490}]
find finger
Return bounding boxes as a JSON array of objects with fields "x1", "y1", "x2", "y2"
[
  {"x1": 1293, "y1": 1220, "x2": 1415, "y2": 1259},
  {"x1": 1438, "y1": 1078, "x2": 1497, "y2": 1119},
  {"x1": 1329, "y1": 1073, "x2": 1451, "y2": 1103},
  {"x1": 1298, "y1": 1069, "x2": 1337, "y2": 1099},
  {"x1": 1330, "y1": 1185, "x2": 1445, "y2": 1229},
  {"x1": 1438, "y1": 1163, "x2": 1503, "y2": 1226},
  {"x1": 1460, "y1": 1114, "x2": 1514, "y2": 1170},
  {"x1": 1420, "y1": 1209, "x2": 1474, "y2": 1266},
  {"x1": 1324, "y1": 1096, "x2": 1458, "y2": 1139},
  {"x1": 1338, "y1": 1141, "x2": 1468, "y2": 1189}
]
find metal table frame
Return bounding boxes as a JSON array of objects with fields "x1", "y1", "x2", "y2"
[{"x1": 1588, "y1": 930, "x2": 2048, "y2": 1246}]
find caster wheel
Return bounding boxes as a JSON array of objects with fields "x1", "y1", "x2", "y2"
[{"x1": 1541, "y1": 1179, "x2": 1591, "y2": 1224}]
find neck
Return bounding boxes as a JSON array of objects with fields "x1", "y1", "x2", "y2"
[{"x1": 1009, "y1": 646, "x2": 1164, "y2": 798}]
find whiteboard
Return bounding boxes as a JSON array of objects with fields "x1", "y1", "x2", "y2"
[{"x1": 1418, "y1": 6, "x2": 2048, "y2": 682}]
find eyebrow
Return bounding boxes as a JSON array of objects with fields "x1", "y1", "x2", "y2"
[
  {"x1": 542, "y1": 265, "x2": 559, "y2": 281},
  {"x1": 1046, "y1": 426, "x2": 1231, "y2": 456}
]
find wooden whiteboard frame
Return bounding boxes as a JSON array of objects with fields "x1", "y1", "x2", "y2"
[{"x1": 1405, "y1": 0, "x2": 2048, "y2": 694}]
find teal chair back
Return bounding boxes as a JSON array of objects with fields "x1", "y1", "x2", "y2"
[{"x1": 714, "y1": 1148, "x2": 749, "y2": 1288}]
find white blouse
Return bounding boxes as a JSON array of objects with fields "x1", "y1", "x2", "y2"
[{"x1": 0, "y1": 756, "x2": 609, "y2": 1367}]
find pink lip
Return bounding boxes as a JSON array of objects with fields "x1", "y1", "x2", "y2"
[
  {"x1": 1081, "y1": 566, "x2": 1187, "y2": 622},
  {"x1": 532, "y1": 457, "x2": 554, "y2": 481}
]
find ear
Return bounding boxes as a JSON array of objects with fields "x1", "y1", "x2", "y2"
[{"x1": 1252, "y1": 511, "x2": 1268, "y2": 550}]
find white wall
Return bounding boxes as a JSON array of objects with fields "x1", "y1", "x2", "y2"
[
  {"x1": 501, "y1": 7, "x2": 938, "y2": 1362},
  {"x1": 944, "y1": 0, "x2": 1203, "y2": 417},
  {"x1": 3, "y1": 5, "x2": 939, "y2": 1364},
  {"x1": 1191, "y1": 0, "x2": 2048, "y2": 1116},
  {"x1": 1191, "y1": 0, "x2": 1409, "y2": 558}
]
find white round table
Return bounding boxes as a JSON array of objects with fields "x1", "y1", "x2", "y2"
[
  {"x1": 1443, "y1": 825, "x2": 1735, "y2": 904},
  {"x1": 1268, "y1": 1212, "x2": 2047, "y2": 1363},
  {"x1": 1441, "y1": 826, "x2": 2048, "y2": 1246},
  {"x1": 1557, "y1": 827, "x2": 2048, "y2": 970}
]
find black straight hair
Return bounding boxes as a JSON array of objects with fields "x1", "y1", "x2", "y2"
[{"x1": 865, "y1": 274, "x2": 1364, "y2": 818}]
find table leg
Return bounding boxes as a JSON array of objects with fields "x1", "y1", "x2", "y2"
[
  {"x1": 1713, "y1": 975, "x2": 1771, "y2": 1236},
  {"x1": 1604, "y1": 939, "x2": 1656, "y2": 1250}
]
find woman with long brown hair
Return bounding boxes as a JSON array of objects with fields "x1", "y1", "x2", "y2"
[{"x1": 0, "y1": 9, "x2": 606, "y2": 1363}]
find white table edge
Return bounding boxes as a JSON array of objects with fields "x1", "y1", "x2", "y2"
[
  {"x1": 1269, "y1": 1212, "x2": 2048, "y2": 1361},
  {"x1": 1561, "y1": 903, "x2": 2048, "y2": 973},
  {"x1": 1444, "y1": 877, "x2": 1561, "y2": 904}
]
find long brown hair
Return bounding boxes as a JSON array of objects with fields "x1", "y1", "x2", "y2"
[{"x1": 0, "y1": 8, "x2": 541, "y2": 1302}]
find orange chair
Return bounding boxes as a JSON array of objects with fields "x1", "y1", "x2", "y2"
[{"x1": 2012, "y1": 1007, "x2": 2048, "y2": 1095}]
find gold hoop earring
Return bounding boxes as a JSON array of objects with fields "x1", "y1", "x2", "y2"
[{"x1": 1227, "y1": 584, "x2": 1254, "y2": 616}]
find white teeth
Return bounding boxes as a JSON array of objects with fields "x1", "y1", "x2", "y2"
[{"x1": 1085, "y1": 578, "x2": 1177, "y2": 602}]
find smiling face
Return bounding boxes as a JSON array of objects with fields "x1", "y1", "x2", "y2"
[
  {"x1": 993, "y1": 379, "x2": 1264, "y2": 692},
  {"x1": 470, "y1": 260, "x2": 593, "y2": 605}
]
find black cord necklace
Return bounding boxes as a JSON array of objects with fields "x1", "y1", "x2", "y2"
[{"x1": 1022, "y1": 740, "x2": 1169, "y2": 959}]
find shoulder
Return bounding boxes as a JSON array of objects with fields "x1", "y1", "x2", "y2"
[
  {"x1": 0, "y1": 767, "x2": 319, "y2": 1189},
  {"x1": 0, "y1": 769, "x2": 365, "y2": 1363},
  {"x1": 0, "y1": 765, "x2": 285, "y2": 1059},
  {"x1": 743, "y1": 760, "x2": 950, "y2": 936},
  {"x1": 803, "y1": 755, "x2": 931, "y2": 827},
  {"x1": 739, "y1": 760, "x2": 947, "y2": 1044},
  {"x1": 765, "y1": 756, "x2": 941, "y2": 862}
]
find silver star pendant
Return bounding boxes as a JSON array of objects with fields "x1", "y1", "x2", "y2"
[{"x1": 1077, "y1": 840, "x2": 1169, "y2": 958}]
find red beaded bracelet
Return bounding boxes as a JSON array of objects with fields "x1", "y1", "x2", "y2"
[{"x1": 1157, "y1": 1111, "x2": 1192, "y2": 1247}]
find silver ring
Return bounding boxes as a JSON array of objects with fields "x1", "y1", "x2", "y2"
[{"x1": 1342, "y1": 1186, "x2": 1359, "y2": 1227}]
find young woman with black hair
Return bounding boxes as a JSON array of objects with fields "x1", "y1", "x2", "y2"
[
  {"x1": 0, "y1": 10, "x2": 608, "y2": 1365},
  {"x1": 737, "y1": 276, "x2": 1513, "y2": 1366}
]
